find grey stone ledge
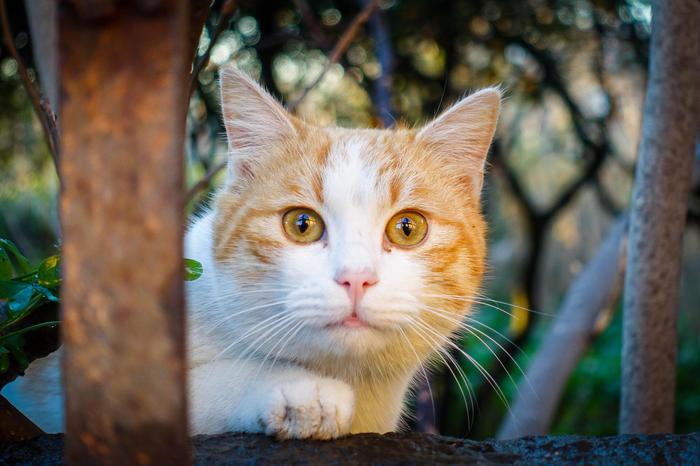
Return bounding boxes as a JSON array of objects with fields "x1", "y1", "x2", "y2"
[{"x1": 1, "y1": 431, "x2": 698, "y2": 465}]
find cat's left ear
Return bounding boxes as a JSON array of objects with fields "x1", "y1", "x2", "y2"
[
  {"x1": 416, "y1": 87, "x2": 501, "y2": 199},
  {"x1": 219, "y1": 66, "x2": 298, "y2": 186}
]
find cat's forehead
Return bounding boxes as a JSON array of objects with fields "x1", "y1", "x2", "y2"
[
  {"x1": 239, "y1": 124, "x2": 462, "y2": 220},
  {"x1": 315, "y1": 129, "x2": 422, "y2": 213},
  {"x1": 322, "y1": 135, "x2": 381, "y2": 209}
]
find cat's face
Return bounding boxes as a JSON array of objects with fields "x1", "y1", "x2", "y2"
[{"x1": 211, "y1": 68, "x2": 499, "y2": 371}]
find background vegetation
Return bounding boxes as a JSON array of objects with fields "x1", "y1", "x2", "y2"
[{"x1": 0, "y1": 0, "x2": 698, "y2": 439}]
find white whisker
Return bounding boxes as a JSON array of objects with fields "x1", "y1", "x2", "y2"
[
  {"x1": 254, "y1": 320, "x2": 306, "y2": 377},
  {"x1": 206, "y1": 299, "x2": 291, "y2": 335},
  {"x1": 473, "y1": 293, "x2": 553, "y2": 317},
  {"x1": 421, "y1": 306, "x2": 535, "y2": 398},
  {"x1": 405, "y1": 319, "x2": 474, "y2": 426},
  {"x1": 397, "y1": 327, "x2": 436, "y2": 427},
  {"x1": 211, "y1": 311, "x2": 294, "y2": 361},
  {"x1": 411, "y1": 316, "x2": 512, "y2": 414}
]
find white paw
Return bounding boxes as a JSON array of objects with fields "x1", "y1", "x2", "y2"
[{"x1": 259, "y1": 378, "x2": 355, "y2": 440}]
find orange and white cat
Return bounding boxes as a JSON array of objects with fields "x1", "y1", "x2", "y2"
[{"x1": 3, "y1": 67, "x2": 500, "y2": 440}]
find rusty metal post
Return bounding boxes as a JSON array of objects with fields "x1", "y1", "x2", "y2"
[
  {"x1": 59, "y1": 1, "x2": 191, "y2": 463},
  {"x1": 619, "y1": 0, "x2": 700, "y2": 434}
]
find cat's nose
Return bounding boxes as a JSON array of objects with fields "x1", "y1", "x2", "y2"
[{"x1": 335, "y1": 268, "x2": 379, "y2": 305}]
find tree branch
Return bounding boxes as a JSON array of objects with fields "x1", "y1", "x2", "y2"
[
  {"x1": 0, "y1": 0, "x2": 59, "y2": 166},
  {"x1": 360, "y1": 0, "x2": 394, "y2": 127},
  {"x1": 189, "y1": 0, "x2": 237, "y2": 98},
  {"x1": 287, "y1": 0, "x2": 380, "y2": 111},
  {"x1": 497, "y1": 217, "x2": 627, "y2": 439},
  {"x1": 292, "y1": 0, "x2": 331, "y2": 49},
  {"x1": 490, "y1": 141, "x2": 538, "y2": 222}
]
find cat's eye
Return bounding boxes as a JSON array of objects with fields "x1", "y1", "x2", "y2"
[
  {"x1": 386, "y1": 211, "x2": 428, "y2": 247},
  {"x1": 282, "y1": 208, "x2": 325, "y2": 243}
]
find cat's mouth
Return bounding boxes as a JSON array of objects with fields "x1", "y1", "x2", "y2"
[
  {"x1": 325, "y1": 314, "x2": 377, "y2": 330},
  {"x1": 341, "y1": 315, "x2": 366, "y2": 328}
]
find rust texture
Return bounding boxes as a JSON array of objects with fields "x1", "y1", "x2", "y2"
[{"x1": 59, "y1": 1, "x2": 191, "y2": 464}]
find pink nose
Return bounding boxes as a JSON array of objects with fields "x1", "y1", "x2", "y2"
[{"x1": 335, "y1": 268, "x2": 379, "y2": 307}]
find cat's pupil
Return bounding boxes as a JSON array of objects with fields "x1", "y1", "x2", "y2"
[
  {"x1": 399, "y1": 217, "x2": 414, "y2": 237},
  {"x1": 296, "y1": 213, "x2": 310, "y2": 234}
]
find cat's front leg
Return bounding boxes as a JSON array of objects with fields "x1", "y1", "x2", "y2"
[{"x1": 190, "y1": 360, "x2": 355, "y2": 439}]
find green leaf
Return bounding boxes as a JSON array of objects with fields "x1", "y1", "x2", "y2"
[
  {"x1": 0, "y1": 239, "x2": 32, "y2": 275},
  {"x1": 37, "y1": 255, "x2": 61, "y2": 287},
  {"x1": 184, "y1": 258, "x2": 203, "y2": 281},
  {"x1": 0, "y1": 280, "x2": 30, "y2": 300},
  {"x1": 8, "y1": 285, "x2": 33, "y2": 314},
  {"x1": 0, "y1": 321, "x2": 60, "y2": 342},
  {"x1": 0, "y1": 248, "x2": 11, "y2": 280}
]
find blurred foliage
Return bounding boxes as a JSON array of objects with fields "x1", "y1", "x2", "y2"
[
  {"x1": 1, "y1": 0, "x2": 698, "y2": 438},
  {"x1": 0, "y1": 239, "x2": 59, "y2": 378}
]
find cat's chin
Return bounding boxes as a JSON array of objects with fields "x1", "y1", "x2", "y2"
[{"x1": 314, "y1": 321, "x2": 402, "y2": 357}]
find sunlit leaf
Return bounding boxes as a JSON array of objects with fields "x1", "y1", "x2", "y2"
[
  {"x1": 0, "y1": 239, "x2": 32, "y2": 275},
  {"x1": 184, "y1": 258, "x2": 203, "y2": 281},
  {"x1": 37, "y1": 255, "x2": 61, "y2": 287},
  {"x1": 34, "y1": 285, "x2": 60, "y2": 302}
]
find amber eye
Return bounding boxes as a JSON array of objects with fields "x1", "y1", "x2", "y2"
[
  {"x1": 282, "y1": 208, "x2": 325, "y2": 243},
  {"x1": 386, "y1": 211, "x2": 428, "y2": 247}
]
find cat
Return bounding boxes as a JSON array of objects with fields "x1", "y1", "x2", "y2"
[{"x1": 2, "y1": 67, "x2": 500, "y2": 440}]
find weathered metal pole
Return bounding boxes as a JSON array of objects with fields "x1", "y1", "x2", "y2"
[
  {"x1": 620, "y1": 0, "x2": 700, "y2": 434},
  {"x1": 59, "y1": 1, "x2": 191, "y2": 463}
]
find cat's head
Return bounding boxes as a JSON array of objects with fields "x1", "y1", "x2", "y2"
[{"x1": 211, "y1": 67, "x2": 500, "y2": 373}]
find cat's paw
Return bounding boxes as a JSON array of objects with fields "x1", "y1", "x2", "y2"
[{"x1": 259, "y1": 378, "x2": 354, "y2": 440}]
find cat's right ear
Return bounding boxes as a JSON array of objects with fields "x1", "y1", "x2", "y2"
[
  {"x1": 219, "y1": 66, "x2": 297, "y2": 186},
  {"x1": 416, "y1": 87, "x2": 501, "y2": 201}
]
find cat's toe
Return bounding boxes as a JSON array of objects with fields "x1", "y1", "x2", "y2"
[
  {"x1": 261, "y1": 378, "x2": 354, "y2": 440},
  {"x1": 316, "y1": 379, "x2": 354, "y2": 439}
]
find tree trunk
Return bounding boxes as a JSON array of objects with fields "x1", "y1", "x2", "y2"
[
  {"x1": 619, "y1": 0, "x2": 700, "y2": 434},
  {"x1": 497, "y1": 217, "x2": 626, "y2": 439}
]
